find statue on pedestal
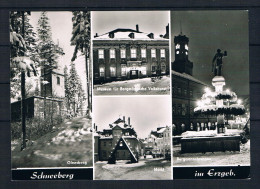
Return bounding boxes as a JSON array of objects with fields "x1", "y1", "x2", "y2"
[{"x1": 212, "y1": 49, "x2": 227, "y2": 76}]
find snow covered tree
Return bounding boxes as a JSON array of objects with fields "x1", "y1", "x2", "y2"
[
  {"x1": 10, "y1": 11, "x2": 38, "y2": 150},
  {"x1": 36, "y1": 11, "x2": 64, "y2": 74},
  {"x1": 66, "y1": 62, "x2": 86, "y2": 117},
  {"x1": 36, "y1": 11, "x2": 64, "y2": 118},
  {"x1": 70, "y1": 11, "x2": 92, "y2": 116},
  {"x1": 76, "y1": 80, "x2": 86, "y2": 115},
  {"x1": 10, "y1": 11, "x2": 38, "y2": 100},
  {"x1": 64, "y1": 66, "x2": 70, "y2": 114}
]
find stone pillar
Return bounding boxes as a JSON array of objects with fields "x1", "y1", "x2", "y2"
[{"x1": 212, "y1": 76, "x2": 226, "y2": 134}]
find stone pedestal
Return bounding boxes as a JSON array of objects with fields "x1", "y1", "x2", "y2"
[{"x1": 212, "y1": 76, "x2": 226, "y2": 134}]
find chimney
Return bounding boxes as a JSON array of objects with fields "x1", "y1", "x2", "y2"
[
  {"x1": 94, "y1": 123, "x2": 98, "y2": 131},
  {"x1": 94, "y1": 33, "x2": 98, "y2": 38},
  {"x1": 165, "y1": 24, "x2": 169, "y2": 39},
  {"x1": 128, "y1": 117, "x2": 130, "y2": 126},
  {"x1": 123, "y1": 116, "x2": 125, "y2": 123},
  {"x1": 136, "y1": 24, "x2": 139, "y2": 32}
]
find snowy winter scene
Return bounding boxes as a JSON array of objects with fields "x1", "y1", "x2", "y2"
[
  {"x1": 10, "y1": 11, "x2": 93, "y2": 168},
  {"x1": 171, "y1": 11, "x2": 250, "y2": 167},
  {"x1": 93, "y1": 97, "x2": 172, "y2": 180},
  {"x1": 92, "y1": 11, "x2": 170, "y2": 95}
]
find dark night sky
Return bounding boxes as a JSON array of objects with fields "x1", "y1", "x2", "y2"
[{"x1": 171, "y1": 11, "x2": 249, "y2": 96}]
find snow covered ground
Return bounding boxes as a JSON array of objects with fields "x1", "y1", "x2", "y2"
[
  {"x1": 11, "y1": 116, "x2": 93, "y2": 168},
  {"x1": 95, "y1": 158, "x2": 171, "y2": 180},
  {"x1": 94, "y1": 76, "x2": 170, "y2": 95}
]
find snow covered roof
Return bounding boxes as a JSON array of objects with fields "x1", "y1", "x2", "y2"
[
  {"x1": 150, "y1": 134, "x2": 157, "y2": 138},
  {"x1": 157, "y1": 127, "x2": 166, "y2": 133},
  {"x1": 108, "y1": 117, "x2": 132, "y2": 129},
  {"x1": 122, "y1": 137, "x2": 138, "y2": 162},
  {"x1": 104, "y1": 128, "x2": 112, "y2": 131},
  {"x1": 93, "y1": 132, "x2": 100, "y2": 137},
  {"x1": 94, "y1": 28, "x2": 168, "y2": 41},
  {"x1": 100, "y1": 136, "x2": 113, "y2": 139},
  {"x1": 113, "y1": 118, "x2": 124, "y2": 124},
  {"x1": 172, "y1": 70, "x2": 208, "y2": 86},
  {"x1": 122, "y1": 135, "x2": 136, "y2": 139},
  {"x1": 109, "y1": 122, "x2": 131, "y2": 129},
  {"x1": 110, "y1": 122, "x2": 125, "y2": 128}
]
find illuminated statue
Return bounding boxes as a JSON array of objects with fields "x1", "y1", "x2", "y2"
[{"x1": 212, "y1": 49, "x2": 227, "y2": 76}]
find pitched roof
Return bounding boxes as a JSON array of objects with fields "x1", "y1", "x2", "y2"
[
  {"x1": 94, "y1": 28, "x2": 168, "y2": 41},
  {"x1": 113, "y1": 118, "x2": 124, "y2": 124},
  {"x1": 172, "y1": 70, "x2": 208, "y2": 86},
  {"x1": 157, "y1": 127, "x2": 166, "y2": 133},
  {"x1": 108, "y1": 137, "x2": 138, "y2": 163},
  {"x1": 122, "y1": 137, "x2": 138, "y2": 162}
]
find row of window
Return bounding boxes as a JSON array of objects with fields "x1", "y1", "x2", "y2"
[
  {"x1": 104, "y1": 132, "x2": 129, "y2": 137},
  {"x1": 98, "y1": 48, "x2": 166, "y2": 59},
  {"x1": 172, "y1": 104, "x2": 194, "y2": 116},
  {"x1": 102, "y1": 140, "x2": 131, "y2": 147},
  {"x1": 172, "y1": 103, "x2": 215, "y2": 117},
  {"x1": 172, "y1": 85, "x2": 193, "y2": 97},
  {"x1": 101, "y1": 151, "x2": 130, "y2": 158},
  {"x1": 102, "y1": 141, "x2": 112, "y2": 147},
  {"x1": 173, "y1": 122, "x2": 217, "y2": 132},
  {"x1": 99, "y1": 64, "x2": 166, "y2": 77}
]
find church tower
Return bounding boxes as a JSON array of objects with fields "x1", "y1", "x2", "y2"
[
  {"x1": 40, "y1": 40, "x2": 65, "y2": 99},
  {"x1": 172, "y1": 33, "x2": 193, "y2": 75},
  {"x1": 40, "y1": 65, "x2": 65, "y2": 99}
]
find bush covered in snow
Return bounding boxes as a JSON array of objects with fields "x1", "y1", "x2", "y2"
[{"x1": 11, "y1": 114, "x2": 63, "y2": 141}]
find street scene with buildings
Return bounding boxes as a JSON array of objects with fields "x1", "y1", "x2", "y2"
[
  {"x1": 10, "y1": 11, "x2": 93, "y2": 168},
  {"x1": 171, "y1": 11, "x2": 250, "y2": 167},
  {"x1": 93, "y1": 97, "x2": 171, "y2": 180},
  {"x1": 92, "y1": 11, "x2": 170, "y2": 95}
]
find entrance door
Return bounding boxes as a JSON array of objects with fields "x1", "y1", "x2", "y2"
[{"x1": 130, "y1": 70, "x2": 138, "y2": 79}]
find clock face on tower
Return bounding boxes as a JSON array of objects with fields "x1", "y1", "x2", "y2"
[{"x1": 173, "y1": 34, "x2": 193, "y2": 76}]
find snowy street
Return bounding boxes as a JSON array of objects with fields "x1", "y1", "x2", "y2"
[
  {"x1": 11, "y1": 116, "x2": 93, "y2": 168},
  {"x1": 94, "y1": 76, "x2": 170, "y2": 95},
  {"x1": 95, "y1": 158, "x2": 171, "y2": 180}
]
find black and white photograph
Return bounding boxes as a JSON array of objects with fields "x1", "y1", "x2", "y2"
[
  {"x1": 10, "y1": 11, "x2": 93, "y2": 174},
  {"x1": 171, "y1": 11, "x2": 250, "y2": 171},
  {"x1": 93, "y1": 96, "x2": 172, "y2": 180},
  {"x1": 92, "y1": 11, "x2": 170, "y2": 95}
]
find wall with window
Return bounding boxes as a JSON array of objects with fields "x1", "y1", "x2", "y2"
[
  {"x1": 172, "y1": 73, "x2": 216, "y2": 135},
  {"x1": 51, "y1": 72, "x2": 65, "y2": 98},
  {"x1": 93, "y1": 40, "x2": 169, "y2": 84},
  {"x1": 99, "y1": 139, "x2": 113, "y2": 161}
]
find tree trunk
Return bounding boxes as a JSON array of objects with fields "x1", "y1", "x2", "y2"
[
  {"x1": 21, "y1": 71, "x2": 26, "y2": 150},
  {"x1": 21, "y1": 12, "x2": 26, "y2": 150},
  {"x1": 85, "y1": 53, "x2": 90, "y2": 115}
]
